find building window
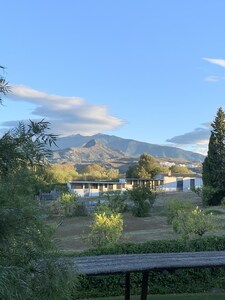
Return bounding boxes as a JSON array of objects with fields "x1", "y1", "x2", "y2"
[
  {"x1": 71, "y1": 183, "x2": 83, "y2": 189},
  {"x1": 91, "y1": 184, "x2": 98, "y2": 189},
  {"x1": 116, "y1": 184, "x2": 122, "y2": 189},
  {"x1": 109, "y1": 184, "x2": 113, "y2": 190}
]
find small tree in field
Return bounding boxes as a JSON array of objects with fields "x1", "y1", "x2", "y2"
[
  {"x1": 125, "y1": 186, "x2": 155, "y2": 217},
  {"x1": 57, "y1": 192, "x2": 78, "y2": 216},
  {"x1": 164, "y1": 199, "x2": 193, "y2": 224},
  {"x1": 87, "y1": 208, "x2": 123, "y2": 248},
  {"x1": 172, "y1": 206, "x2": 214, "y2": 239}
]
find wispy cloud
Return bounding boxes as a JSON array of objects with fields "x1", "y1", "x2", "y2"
[
  {"x1": 203, "y1": 57, "x2": 225, "y2": 68},
  {"x1": 3, "y1": 85, "x2": 124, "y2": 136}
]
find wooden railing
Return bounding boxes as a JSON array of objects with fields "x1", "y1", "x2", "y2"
[{"x1": 71, "y1": 251, "x2": 225, "y2": 300}]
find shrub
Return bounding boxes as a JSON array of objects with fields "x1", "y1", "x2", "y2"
[
  {"x1": 172, "y1": 206, "x2": 215, "y2": 239},
  {"x1": 125, "y1": 186, "x2": 155, "y2": 217},
  {"x1": 57, "y1": 192, "x2": 78, "y2": 217},
  {"x1": 104, "y1": 191, "x2": 127, "y2": 213},
  {"x1": 87, "y1": 210, "x2": 123, "y2": 248},
  {"x1": 73, "y1": 202, "x2": 88, "y2": 217},
  {"x1": 164, "y1": 199, "x2": 193, "y2": 224}
]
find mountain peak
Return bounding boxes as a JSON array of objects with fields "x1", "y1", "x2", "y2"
[{"x1": 84, "y1": 139, "x2": 99, "y2": 148}]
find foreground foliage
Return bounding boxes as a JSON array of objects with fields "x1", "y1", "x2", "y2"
[
  {"x1": 72, "y1": 236, "x2": 225, "y2": 299},
  {"x1": 0, "y1": 112, "x2": 76, "y2": 298}
]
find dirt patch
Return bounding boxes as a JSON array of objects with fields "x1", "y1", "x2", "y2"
[{"x1": 52, "y1": 191, "x2": 210, "y2": 252}]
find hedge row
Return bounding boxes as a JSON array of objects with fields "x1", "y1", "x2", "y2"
[{"x1": 70, "y1": 236, "x2": 225, "y2": 298}]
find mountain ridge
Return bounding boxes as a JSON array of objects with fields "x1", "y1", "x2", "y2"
[{"x1": 52, "y1": 133, "x2": 205, "y2": 163}]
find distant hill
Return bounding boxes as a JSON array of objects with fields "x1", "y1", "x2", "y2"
[
  {"x1": 51, "y1": 133, "x2": 205, "y2": 163},
  {"x1": 51, "y1": 139, "x2": 128, "y2": 163},
  {"x1": 51, "y1": 139, "x2": 137, "y2": 173}
]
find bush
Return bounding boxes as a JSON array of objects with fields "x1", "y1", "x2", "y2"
[
  {"x1": 73, "y1": 202, "x2": 88, "y2": 217},
  {"x1": 125, "y1": 186, "x2": 155, "y2": 217},
  {"x1": 57, "y1": 192, "x2": 78, "y2": 217},
  {"x1": 164, "y1": 199, "x2": 193, "y2": 224},
  {"x1": 172, "y1": 206, "x2": 215, "y2": 239},
  {"x1": 104, "y1": 191, "x2": 127, "y2": 213},
  {"x1": 87, "y1": 210, "x2": 123, "y2": 247}
]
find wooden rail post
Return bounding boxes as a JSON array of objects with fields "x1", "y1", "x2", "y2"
[
  {"x1": 141, "y1": 271, "x2": 149, "y2": 300},
  {"x1": 125, "y1": 272, "x2": 130, "y2": 300}
]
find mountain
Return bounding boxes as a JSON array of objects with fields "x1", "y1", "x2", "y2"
[
  {"x1": 51, "y1": 139, "x2": 137, "y2": 173},
  {"x1": 52, "y1": 133, "x2": 205, "y2": 163}
]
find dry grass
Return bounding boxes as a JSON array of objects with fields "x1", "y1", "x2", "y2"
[{"x1": 51, "y1": 191, "x2": 225, "y2": 252}]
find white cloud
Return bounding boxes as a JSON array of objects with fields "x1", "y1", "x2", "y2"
[
  {"x1": 3, "y1": 85, "x2": 124, "y2": 136},
  {"x1": 166, "y1": 125, "x2": 211, "y2": 155},
  {"x1": 166, "y1": 127, "x2": 210, "y2": 145},
  {"x1": 203, "y1": 57, "x2": 225, "y2": 68}
]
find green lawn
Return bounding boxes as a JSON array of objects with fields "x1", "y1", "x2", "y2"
[{"x1": 81, "y1": 293, "x2": 225, "y2": 300}]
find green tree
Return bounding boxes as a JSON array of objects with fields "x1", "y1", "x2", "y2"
[
  {"x1": 172, "y1": 206, "x2": 214, "y2": 239},
  {"x1": 0, "y1": 69, "x2": 76, "y2": 299},
  {"x1": 101, "y1": 191, "x2": 127, "y2": 213},
  {"x1": 164, "y1": 198, "x2": 193, "y2": 224},
  {"x1": 0, "y1": 120, "x2": 57, "y2": 176},
  {"x1": 80, "y1": 163, "x2": 119, "y2": 180},
  {"x1": 126, "y1": 153, "x2": 160, "y2": 178},
  {"x1": 125, "y1": 186, "x2": 155, "y2": 217},
  {"x1": 57, "y1": 191, "x2": 78, "y2": 216},
  {"x1": 202, "y1": 107, "x2": 225, "y2": 205},
  {"x1": 87, "y1": 209, "x2": 123, "y2": 247},
  {"x1": 46, "y1": 162, "x2": 78, "y2": 183},
  {"x1": 170, "y1": 165, "x2": 193, "y2": 174}
]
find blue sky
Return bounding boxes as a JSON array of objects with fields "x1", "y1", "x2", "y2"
[{"x1": 2, "y1": 0, "x2": 225, "y2": 155}]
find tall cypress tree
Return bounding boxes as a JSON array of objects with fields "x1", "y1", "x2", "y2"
[{"x1": 203, "y1": 107, "x2": 225, "y2": 191}]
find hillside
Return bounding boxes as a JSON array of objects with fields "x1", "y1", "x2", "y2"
[
  {"x1": 51, "y1": 139, "x2": 137, "y2": 172},
  {"x1": 52, "y1": 133, "x2": 205, "y2": 162}
]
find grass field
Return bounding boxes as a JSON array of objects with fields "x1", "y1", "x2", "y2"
[
  {"x1": 50, "y1": 192, "x2": 225, "y2": 299},
  {"x1": 52, "y1": 191, "x2": 225, "y2": 252}
]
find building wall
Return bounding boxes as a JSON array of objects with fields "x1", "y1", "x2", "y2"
[
  {"x1": 67, "y1": 181, "x2": 126, "y2": 197},
  {"x1": 68, "y1": 175, "x2": 203, "y2": 197},
  {"x1": 160, "y1": 176, "x2": 203, "y2": 192}
]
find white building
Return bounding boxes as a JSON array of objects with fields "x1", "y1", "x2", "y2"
[
  {"x1": 156, "y1": 174, "x2": 203, "y2": 192},
  {"x1": 67, "y1": 174, "x2": 203, "y2": 197},
  {"x1": 67, "y1": 179, "x2": 127, "y2": 197}
]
